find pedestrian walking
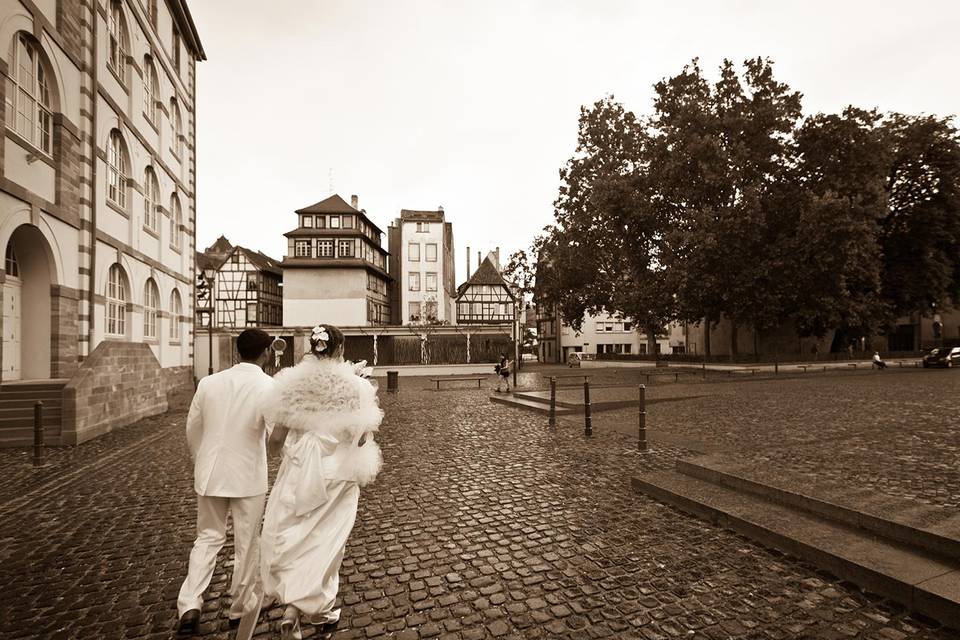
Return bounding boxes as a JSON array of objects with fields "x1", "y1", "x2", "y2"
[
  {"x1": 176, "y1": 328, "x2": 276, "y2": 635},
  {"x1": 494, "y1": 353, "x2": 513, "y2": 393}
]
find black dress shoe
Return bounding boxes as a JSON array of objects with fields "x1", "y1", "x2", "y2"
[
  {"x1": 318, "y1": 618, "x2": 339, "y2": 636},
  {"x1": 228, "y1": 617, "x2": 241, "y2": 629},
  {"x1": 177, "y1": 609, "x2": 200, "y2": 635}
]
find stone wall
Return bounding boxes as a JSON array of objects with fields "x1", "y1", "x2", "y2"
[
  {"x1": 50, "y1": 285, "x2": 80, "y2": 379},
  {"x1": 61, "y1": 341, "x2": 169, "y2": 445}
]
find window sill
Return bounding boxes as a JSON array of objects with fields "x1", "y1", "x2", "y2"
[
  {"x1": 143, "y1": 337, "x2": 160, "y2": 345},
  {"x1": 104, "y1": 335, "x2": 128, "y2": 341},
  {"x1": 143, "y1": 226, "x2": 160, "y2": 239},
  {"x1": 169, "y1": 340, "x2": 181, "y2": 346},
  {"x1": 143, "y1": 113, "x2": 160, "y2": 134},
  {"x1": 107, "y1": 64, "x2": 129, "y2": 93},
  {"x1": 106, "y1": 199, "x2": 130, "y2": 218},
  {"x1": 170, "y1": 244, "x2": 182, "y2": 254},
  {"x1": 4, "y1": 130, "x2": 55, "y2": 168}
]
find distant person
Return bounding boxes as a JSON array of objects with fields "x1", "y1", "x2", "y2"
[
  {"x1": 495, "y1": 353, "x2": 513, "y2": 393},
  {"x1": 872, "y1": 352, "x2": 887, "y2": 369}
]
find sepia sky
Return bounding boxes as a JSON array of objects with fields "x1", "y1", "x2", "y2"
[{"x1": 189, "y1": 0, "x2": 959, "y2": 285}]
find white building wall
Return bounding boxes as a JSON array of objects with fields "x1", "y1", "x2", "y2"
[
  {"x1": 400, "y1": 220, "x2": 453, "y2": 324},
  {"x1": 559, "y1": 311, "x2": 670, "y2": 356}
]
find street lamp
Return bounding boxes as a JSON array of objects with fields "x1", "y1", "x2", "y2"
[{"x1": 199, "y1": 267, "x2": 216, "y2": 376}]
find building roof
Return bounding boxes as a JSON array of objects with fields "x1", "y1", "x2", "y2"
[
  {"x1": 238, "y1": 247, "x2": 282, "y2": 276},
  {"x1": 196, "y1": 251, "x2": 219, "y2": 273},
  {"x1": 204, "y1": 235, "x2": 233, "y2": 255},
  {"x1": 171, "y1": 0, "x2": 207, "y2": 60},
  {"x1": 399, "y1": 209, "x2": 445, "y2": 222},
  {"x1": 456, "y1": 256, "x2": 517, "y2": 300},
  {"x1": 294, "y1": 194, "x2": 385, "y2": 234}
]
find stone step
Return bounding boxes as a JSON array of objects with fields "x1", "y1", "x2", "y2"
[
  {"x1": 631, "y1": 470, "x2": 960, "y2": 630},
  {"x1": 0, "y1": 406, "x2": 63, "y2": 420},
  {"x1": 0, "y1": 426, "x2": 64, "y2": 448},
  {"x1": 0, "y1": 398, "x2": 63, "y2": 411},
  {"x1": 676, "y1": 456, "x2": 960, "y2": 560},
  {"x1": 488, "y1": 394, "x2": 574, "y2": 415},
  {"x1": 0, "y1": 389, "x2": 64, "y2": 402},
  {"x1": 0, "y1": 380, "x2": 68, "y2": 393}
]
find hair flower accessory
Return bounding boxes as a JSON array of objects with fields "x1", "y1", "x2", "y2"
[{"x1": 311, "y1": 325, "x2": 330, "y2": 353}]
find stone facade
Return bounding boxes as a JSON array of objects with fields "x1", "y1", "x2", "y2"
[{"x1": 61, "y1": 341, "x2": 168, "y2": 445}]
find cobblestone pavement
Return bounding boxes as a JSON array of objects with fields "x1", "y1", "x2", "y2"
[
  {"x1": 564, "y1": 367, "x2": 960, "y2": 511},
  {"x1": 1, "y1": 372, "x2": 958, "y2": 639}
]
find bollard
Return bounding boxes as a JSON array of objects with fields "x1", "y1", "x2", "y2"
[
  {"x1": 33, "y1": 401, "x2": 45, "y2": 467},
  {"x1": 548, "y1": 377, "x2": 557, "y2": 428},
  {"x1": 386, "y1": 370, "x2": 399, "y2": 393},
  {"x1": 638, "y1": 384, "x2": 648, "y2": 452},
  {"x1": 583, "y1": 380, "x2": 593, "y2": 437}
]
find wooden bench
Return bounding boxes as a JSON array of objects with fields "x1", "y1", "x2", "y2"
[
  {"x1": 797, "y1": 365, "x2": 811, "y2": 372},
  {"x1": 429, "y1": 376, "x2": 485, "y2": 390},
  {"x1": 552, "y1": 374, "x2": 592, "y2": 382},
  {"x1": 644, "y1": 370, "x2": 681, "y2": 383},
  {"x1": 847, "y1": 363, "x2": 858, "y2": 369}
]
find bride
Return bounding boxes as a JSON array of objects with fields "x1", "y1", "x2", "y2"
[{"x1": 260, "y1": 324, "x2": 383, "y2": 639}]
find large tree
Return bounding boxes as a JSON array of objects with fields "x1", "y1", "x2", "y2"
[
  {"x1": 787, "y1": 107, "x2": 889, "y2": 343},
  {"x1": 880, "y1": 114, "x2": 960, "y2": 326},
  {"x1": 649, "y1": 58, "x2": 802, "y2": 355}
]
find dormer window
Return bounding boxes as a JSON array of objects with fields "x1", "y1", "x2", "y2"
[
  {"x1": 342, "y1": 215, "x2": 353, "y2": 229},
  {"x1": 329, "y1": 216, "x2": 340, "y2": 229},
  {"x1": 302, "y1": 215, "x2": 313, "y2": 228}
]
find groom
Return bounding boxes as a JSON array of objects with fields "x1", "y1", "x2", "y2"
[{"x1": 177, "y1": 328, "x2": 275, "y2": 635}]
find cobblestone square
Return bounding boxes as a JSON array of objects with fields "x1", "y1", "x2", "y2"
[{"x1": 1, "y1": 367, "x2": 958, "y2": 639}]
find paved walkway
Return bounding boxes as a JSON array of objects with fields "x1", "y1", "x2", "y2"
[{"x1": 0, "y1": 372, "x2": 956, "y2": 639}]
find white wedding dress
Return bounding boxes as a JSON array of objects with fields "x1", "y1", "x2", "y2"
[{"x1": 259, "y1": 356, "x2": 383, "y2": 623}]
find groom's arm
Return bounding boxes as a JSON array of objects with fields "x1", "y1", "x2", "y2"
[{"x1": 185, "y1": 382, "x2": 205, "y2": 459}]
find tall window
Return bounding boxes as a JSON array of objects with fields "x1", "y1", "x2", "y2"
[
  {"x1": 170, "y1": 100, "x2": 183, "y2": 158},
  {"x1": 416, "y1": 222, "x2": 428, "y2": 233},
  {"x1": 170, "y1": 194, "x2": 182, "y2": 250},
  {"x1": 169, "y1": 289, "x2": 182, "y2": 341},
  {"x1": 317, "y1": 240, "x2": 333, "y2": 257},
  {"x1": 143, "y1": 167, "x2": 159, "y2": 232},
  {"x1": 426, "y1": 243, "x2": 437, "y2": 262},
  {"x1": 107, "y1": 129, "x2": 128, "y2": 208},
  {"x1": 143, "y1": 278, "x2": 160, "y2": 339},
  {"x1": 409, "y1": 272, "x2": 420, "y2": 291},
  {"x1": 173, "y1": 28, "x2": 181, "y2": 73},
  {"x1": 409, "y1": 302, "x2": 421, "y2": 321},
  {"x1": 408, "y1": 243, "x2": 420, "y2": 261},
  {"x1": 5, "y1": 244, "x2": 19, "y2": 278},
  {"x1": 6, "y1": 34, "x2": 52, "y2": 154},
  {"x1": 142, "y1": 56, "x2": 158, "y2": 124},
  {"x1": 342, "y1": 215, "x2": 354, "y2": 229},
  {"x1": 148, "y1": 0, "x2": 158, "y2": 27},
  {"x1": 106, "y1": 264, "x2": 128, "y2": 336},
  {"x1": 426, "y1": 272, "x2": 437, "y2": 292},
  {"x1": 338, "y1": 240, "x2": 354, "y2": 258},
  {"x1": 108, "y1": 1, "x2": 128, "y2": 82}
]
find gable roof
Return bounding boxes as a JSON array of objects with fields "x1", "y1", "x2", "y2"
[
  {"x1": 295, "y1": 194, "x2": 358, "y2": 215},
  {"x1": 205, "y1": 235, "x2": 233, "y2": 255},
  {"x1": 456, "y1": 256, "x2": 517, "y2": 300}
]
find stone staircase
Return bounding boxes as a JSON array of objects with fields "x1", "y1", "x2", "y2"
[
  {"x1": 633, "y1": 456, "x2": 960, "y2": 630},
  {"x1": 0, "y1": 380, "x2": 67, "y2": 447}
]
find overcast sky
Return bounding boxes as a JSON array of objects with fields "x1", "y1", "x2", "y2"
[{"x1": 190, "y1": 0, "x2": 959, "y2": 285}]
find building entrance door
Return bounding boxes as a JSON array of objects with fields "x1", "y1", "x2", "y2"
[{"x1": 3, "y1": 277, "x2": 22, "y2": 381}]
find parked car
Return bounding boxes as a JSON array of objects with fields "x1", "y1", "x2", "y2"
[{"x1": 922, "y1": 346, "x2": 960, "y2": 368}]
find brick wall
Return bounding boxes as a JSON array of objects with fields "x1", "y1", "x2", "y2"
[
  {"x1": 53, "y1": 115, "x2": 82, "y2": 212},
  {"x1": 55, "y1": 0, "x2": 84, "y2": 63},
  {"x1": 50, "y1": 286, "x2": 79, "y2": 378},
  {"x1": 161, "y1": 365, "x2": 194, "y2": 395},
  {"x1": 61, "y1": 341, "x2": 169, "y2": 444}
]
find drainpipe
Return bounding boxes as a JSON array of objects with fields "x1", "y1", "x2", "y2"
[{"x1": 87, "y1": 2, "x2": 99, "y2": 355}]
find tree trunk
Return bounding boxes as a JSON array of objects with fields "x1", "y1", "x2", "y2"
[
  {"x1": 704, "y1": 320, "x2": 711, "y2": 358},
  {"x1": 646, "y1": 324, "x2": 658, "y2": 357},
  {"x1": 729, "y1": 319, "x2": 739, "y2": 361}
]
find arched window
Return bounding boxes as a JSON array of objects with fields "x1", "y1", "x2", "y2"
[
  {"x1": 5, "y1": 244, "x2": 19, "y2": 278},
  {"x1": 108, "y1": 1, "x2": 129, "y2": 82},
  {"x1": 106, "y1": 263, "x2": 128, "y2": 336},
  {"x1": 143, "y1": 278, "x2": 160, "y2": 339},
  {"x1": 142, "y1": 56, "x2": 158, "y2": 124},
  {"x1": 143, "y1": 167, "x2": 159, "y2": 232},
  {"x1": 6, "y1": 33, "x2": 52, "y2": 154},
  {"x1": 169, "y1": 288, "x2": 182, "y2": 341},
  {"x1": 107, "y1": 129, "x2": 128, "y2": 208},
  {"x1": 170, "y1": 99, "x2": 183, "y2": 158},
  {"x1": 170, "y1": 193, "x2": 182, "y2": 250}
]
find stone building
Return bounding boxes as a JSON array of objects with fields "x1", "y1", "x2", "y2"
[
  {"x1": 281, "y1": 194, "x2": 392, "y2": 327},
  {"x1": 387, "y1": 207, "x2": 455, "y2": 324},
  {"x1": 0, "y1": 0, "x2": 204, "y2": 445}
]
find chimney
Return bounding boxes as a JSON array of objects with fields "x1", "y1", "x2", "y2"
[
  {"x1": 477, "y1": 250, "x2": 481, "y2": 270},
  {"x1": 350, "y1": 194, "x2": 358, "y2": 210},
  {"x1": 495, "y1": 247, "x2": 500, "y2": 268},
  {"x1": 466, "y1": 246, "x2": 471, "y2": 278},
  {"x1": 438, "y1": 205, "x2": 444, "y2": 213}
]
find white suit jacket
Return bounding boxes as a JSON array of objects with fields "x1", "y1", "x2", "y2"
[{"x1": 186, "y1": 363, "x2": 275, "y2": 497}]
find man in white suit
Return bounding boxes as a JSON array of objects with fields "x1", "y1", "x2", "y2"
[{"x1": 177, "y1": 328, "x2": 276, "y2": 635}]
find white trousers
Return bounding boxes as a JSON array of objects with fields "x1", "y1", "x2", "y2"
[{"x1": 177, "y1": 494, "x2": 266, "y2": 619}]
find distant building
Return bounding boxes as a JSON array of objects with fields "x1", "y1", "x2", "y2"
[
  {"x1": 212, "y1": 246, "x2": 282, "y2": 328},
  {"x1": 535, "y1": 306, "x2": 672, "y2": 363},
  {"x1": 281, "y1": 194, "x2": 392, "y2": 327},
  {"x1": 456, "y1": 253, "x2": 517, "y2": 325},
  {"x1": 387, "y1": 208, "x2": 455, "y2": 324}
]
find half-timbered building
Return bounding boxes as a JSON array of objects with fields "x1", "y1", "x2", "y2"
[
  {"x1": 456, "y1": 254, "x2": 517, "y2": 324},
  {"x1": 213, "y1": 246, "x2": 282, "y2": 328}
]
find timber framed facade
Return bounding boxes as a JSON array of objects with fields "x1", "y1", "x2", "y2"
[
  {"x1": 456, "y1": 254, "x2": 517, "y2": 325},
  {"x1": 212, "y1": 246, "x2": 282, "y2": 328}
]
